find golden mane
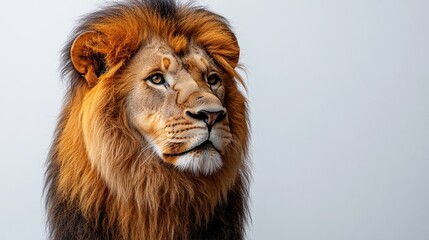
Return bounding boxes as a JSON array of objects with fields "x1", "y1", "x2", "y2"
[{"x1": 45, "y1": 1, "x2": 250, "y2": 239}]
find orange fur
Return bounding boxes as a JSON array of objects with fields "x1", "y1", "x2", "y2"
[{"x1": 46, "y1": 1, "x2": 249, "y2": 239}]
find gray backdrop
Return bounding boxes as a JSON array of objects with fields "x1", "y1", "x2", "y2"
[{"x1": 1, "y1": 0, "x2": 428, "y2": 239}]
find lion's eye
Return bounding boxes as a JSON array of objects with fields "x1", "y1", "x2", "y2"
[
  {"x1": 207, "y1": 74, "x2": 221, "y2": 86},
  {"x1": 146, "y1": 73, "x2": 165, "y2": 85}
]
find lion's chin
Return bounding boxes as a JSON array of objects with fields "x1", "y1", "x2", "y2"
[{"x1": 172, "y1": 143, "x2": 223, "y2": 176}]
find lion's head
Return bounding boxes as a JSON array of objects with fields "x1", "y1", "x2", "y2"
[
  {"x1": 47, "y1": 1, "x2": 249, "y2": 239},
  {"x1": 80, "y1": 38, "x2": 235, "y2": 176}
]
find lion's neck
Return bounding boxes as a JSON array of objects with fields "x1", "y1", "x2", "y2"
[{"x1": 51, "y1": 153, "x2": 244, "y2": 240}]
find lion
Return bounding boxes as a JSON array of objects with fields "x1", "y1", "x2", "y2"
[{"x1": 45, "y1": 0, "x2": 250, "y2": 239}]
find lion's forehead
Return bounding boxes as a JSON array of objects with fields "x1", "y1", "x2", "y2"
[{"x1": 129, "y1": 40, "x2": 214, "y2": 81}]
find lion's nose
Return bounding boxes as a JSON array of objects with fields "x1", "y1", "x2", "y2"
[{"x1": 186, "y1": 110, "x2": 226, "y2": 131}]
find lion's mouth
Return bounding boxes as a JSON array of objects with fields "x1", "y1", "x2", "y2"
[{"x1": 164, "y1": 140, "x2": 219, "y2": 157}]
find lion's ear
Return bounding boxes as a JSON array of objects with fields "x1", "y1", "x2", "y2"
[{"x1": 71, "y1": 31, "x2": 107, "y2": 87}]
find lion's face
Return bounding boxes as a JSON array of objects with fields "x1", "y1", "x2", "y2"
[{"x1": 125, "y1": 39, "x2": 232, "y2": 175}]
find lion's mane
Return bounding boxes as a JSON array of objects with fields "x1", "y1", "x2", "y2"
[{"x1": 45, "y1": 1, "x2": 249, "y2": 239}]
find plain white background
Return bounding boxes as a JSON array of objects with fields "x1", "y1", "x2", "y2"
[{"x1": 1, "y1": 0, "x2": 429, "y2": 239}]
